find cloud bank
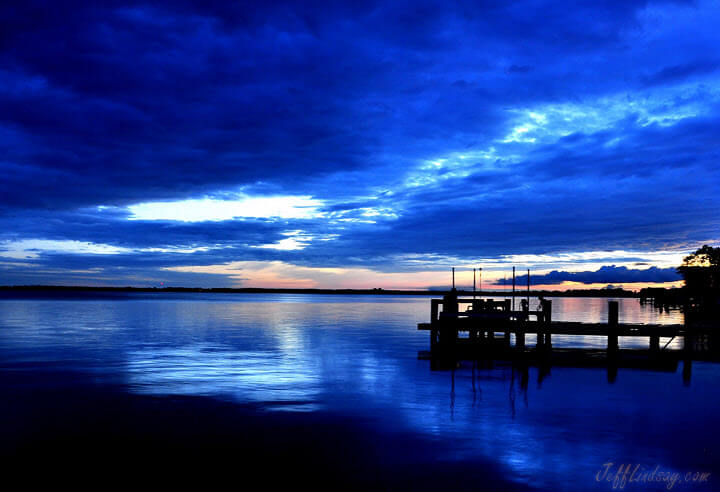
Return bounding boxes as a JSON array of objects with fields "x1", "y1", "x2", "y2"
[{"x1": 1, "y1": 0, "x2": 719, "y2": 286}]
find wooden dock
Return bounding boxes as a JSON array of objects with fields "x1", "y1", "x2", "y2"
[{"x1": 418, "y1": 291, "x2": 719, "y2": 379}]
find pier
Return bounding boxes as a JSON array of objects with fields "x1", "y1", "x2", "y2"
[{"x1": 418, "y1": 291, "x2": 719, "y2": 380}]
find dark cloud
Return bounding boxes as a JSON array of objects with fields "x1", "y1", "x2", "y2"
[
  {"x1": 0, "y1": 209, "x2": 287, "y2": 249},
  {"x1": 494, "y1": 265, "x2": 682, "y2": 285},
  {"x1": 1, "y1": 0, "x2": 719, "y2": 285},
  {"x1": 643, "y1": 60, "x2": 720, "y2": 86},
  {"x1": 506, "y1": 65, "x2": 533, "y2": 74},
  {"x1": 1, "y1": 0, "x2": 698, "y2": 209}
]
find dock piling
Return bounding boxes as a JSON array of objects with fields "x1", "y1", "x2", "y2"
[
  {"x1": 608, "y1": 301, "x2": 619, "y2": 355},
  {"x1": 516, "y1": 299, "x2": 528, "y2": 350},
  {"x1": 503, "y1": 299, "x2": 512, "y2": 346},
  {"x1": 684, "y1": 326, "x2": 694, "y2": 354},
  {"x1": 544, "y1": 299, "x2": 552, "y2": 351},
  {"x1": 512, "y1": 266, "x2": 516, "y2": 312},
  {"x1": 431, "y1": 299, "x2": 440, "y2": 323},
  {"x1": 650, "y1": 335, "x2": 660, "y2": 353}
]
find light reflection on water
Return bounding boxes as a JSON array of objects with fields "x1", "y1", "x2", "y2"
[
  {"x1": 127, "y1": 345, "x2": 324, "y2": 411},
  {"x1": 0, "y1": 293, "x2": 715, "y2": 491}
]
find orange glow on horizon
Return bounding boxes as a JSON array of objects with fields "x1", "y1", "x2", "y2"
[{"x1": 163, "y1": 262, "x2": 684, "y2": 291}]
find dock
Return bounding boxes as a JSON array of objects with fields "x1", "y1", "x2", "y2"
[{"x1": 418, "y1": 290, "x2": 719, "y2": 380}]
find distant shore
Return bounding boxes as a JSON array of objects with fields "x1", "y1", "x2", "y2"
[{"x1": 0, "y1": 285, "x2": 639, "y2": 297}]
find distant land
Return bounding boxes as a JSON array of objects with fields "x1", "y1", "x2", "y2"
[{"x1": 0, "y1": 285, "x2": 641, "y2": 298}]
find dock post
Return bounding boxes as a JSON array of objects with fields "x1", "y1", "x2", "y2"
[
  {"x1": 682, "y1": 326, "x2": 694, "y2": 385},
  {"x1": 503, "y1": 299, "x2": 512, "y2": 347},
  {"x1": 517, "y1": 299, "x2": 528, "y2": 351},
  {"x1": 443, "y1": 291, "x2": 458, "y2": 315},
  {"x1": 512, "y1": 266, "x2": 516, "y2": 312},
  {"x1": 536, "y1": 300, "x2": 545, "y2": 350},
  {"x1": 544, "y1": 299, "x2": 552, "y2": 351},
  {"x1": 684, "y1": 327, "x2": 694, "y2": 354},
  {"x1": 607, "y1": 301, "x2": 619, "y2": 355},
  {"x1": 430, "y1": 328, "x2": 439, "y2": 351},
  {"x1": 649, "y1": 335, "x2": 660, "y2": 353},
  {"x1": 430, "y1": 299, "x2": 440, "y2": 354}
]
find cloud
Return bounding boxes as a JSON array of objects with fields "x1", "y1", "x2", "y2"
[
  {"x1": 643, "y1": 60, "x2": 720, "y2": 86},
  {"x1": 495, "y1": 265, "x2": 682, "y2": 286},
  {"x1": 127, "y1": 195, "x2": 325, "y2": 222},
  {"x1": 0, "y1": 0, "x2": 719, "y2": 286}
]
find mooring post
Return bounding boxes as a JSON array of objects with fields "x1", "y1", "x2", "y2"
[
  {"x1": 526, "y1": 268, "x2": 530, "y2": 307},
  {"x1": 512, "y1": 266, "x2": 516, "y2": 312},
  {"x1": 649, "y1": 334, "x2": 660, "y2": 353},
  {"x1": 608, "y1": 301, "x2": 619, "y2": 355},
  {"x1": 684, "y1": 326, "x2": 694, "y2": 355},
  {"x1": 517, "y1": 299, "x2": 528, "y2": 350},
  {"x1": 536, "y1": 299, "x2": 545, "y2": 350},
  {"x1": 435, "y1": 292, "x2": 459, "y2": 356},
  {"x1": 682, "y1": 325, "x2": 694, "y2": 384},
  {"x1": 430, "y1": 299, "x2": 440, "y2": 353},
  {"x1": 544, "y1": 299, "x2": 552, "y2": 350},
  {"x1": 503, "y1": 299, "x2": 511, "y2": 346},
  {"x1": 475, "y1": 298, "x2": 485, "y2": 346},
  {"x1": 683, "y1": 322, "x2": 695, "y2": 360},
  {"x1": 444, "y1": 290, "x2": 458, "y2": 315},
  {"x1": 473, "y1": 268, "x2": 476, "y2": 300},
  {"x1": 430, "y1": 328, "x2": 439, "y2": 351}
]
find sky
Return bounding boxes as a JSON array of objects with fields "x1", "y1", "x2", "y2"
[{"x1": 1, "y1": 0, "x2": 719, "y2": 290}]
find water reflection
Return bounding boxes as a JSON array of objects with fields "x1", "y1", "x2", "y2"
[
  {"x1": 428, "y1": 362, "x2": 717, "y2": 490},
  {"x1": 126, "y1": 344, "x2": 323, "y2": 411},
  {"x1": 0, "y1": 293, "x2": 715, "y2": 491}
]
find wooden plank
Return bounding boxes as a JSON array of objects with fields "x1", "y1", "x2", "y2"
[{"x1": 422, "y1": 319, "x2": 686, "y2": 336}]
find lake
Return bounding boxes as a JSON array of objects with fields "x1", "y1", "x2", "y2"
[{"x1": 0, "y1": 293, "x2": 715, "y2": 491}]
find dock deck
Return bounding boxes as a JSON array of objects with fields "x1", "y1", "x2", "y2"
[{"x1": 418, "y1": 292, "x2": 718, "y2": 379}]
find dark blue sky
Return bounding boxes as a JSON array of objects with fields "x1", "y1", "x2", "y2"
[{"x1": 1, "y1": 0, "x2": 718, "y2": 288}]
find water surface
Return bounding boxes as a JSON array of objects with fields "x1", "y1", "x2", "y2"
[{"x1": 0, "y1": 293, "x2": 714, "y2": 491}]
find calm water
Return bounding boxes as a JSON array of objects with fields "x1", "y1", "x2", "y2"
[{"x1": 0, "y1": 293, "x2": 716, "y2": 490}]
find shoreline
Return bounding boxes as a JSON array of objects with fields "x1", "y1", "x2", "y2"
[{"x1": 0, "y1": 285, "x2": 640, "y2": 298}]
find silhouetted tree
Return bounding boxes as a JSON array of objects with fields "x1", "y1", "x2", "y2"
[
  {"x1": 677, "y1": 245, "x2": 720, "y2": 315},
  {"x1": 681, "y1": 245, "x2": 720, "y2": 268}
]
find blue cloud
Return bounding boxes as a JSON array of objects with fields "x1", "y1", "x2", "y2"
[
  {"x1": 1, "y1": 0, "x2": 719, "y2": 285},
  {"x1": 495, "y1": 265, "x2": 682, "y2": 285}
]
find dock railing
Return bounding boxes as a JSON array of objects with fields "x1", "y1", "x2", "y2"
[{"x1": 419, "y1": 296, "x2": 706, "y2": 356}]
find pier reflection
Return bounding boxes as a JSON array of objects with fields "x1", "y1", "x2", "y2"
[{"x1": 456, "y1": 356, "x2": 699, "y2": 395}]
